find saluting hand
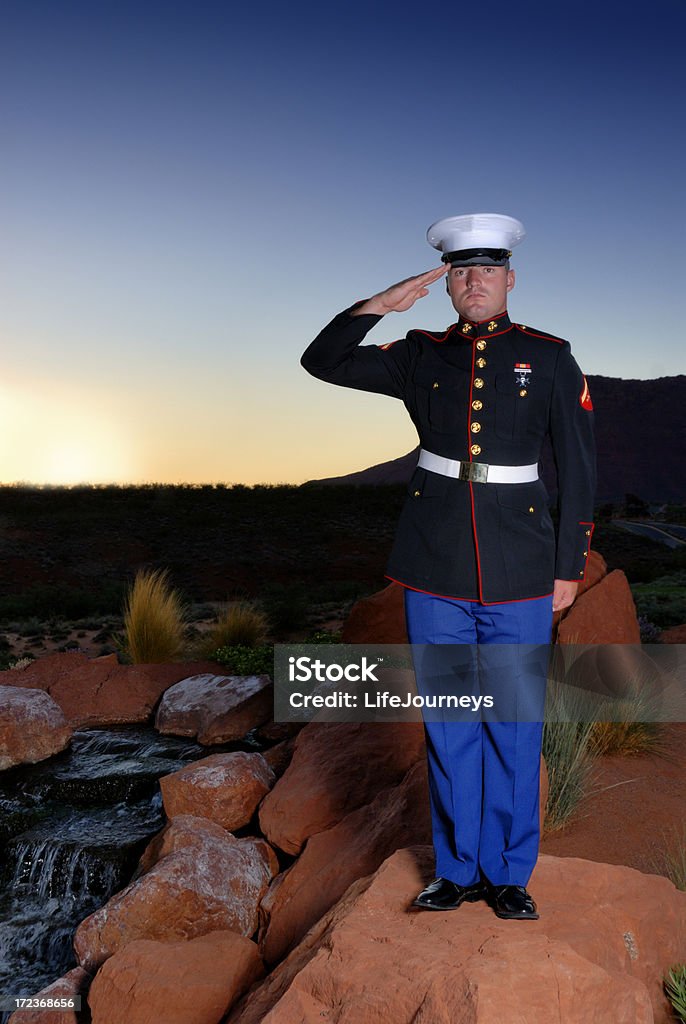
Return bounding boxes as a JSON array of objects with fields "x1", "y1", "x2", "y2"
[{"x1": 351, "y1": 266, "x2": 448, "y2": 317}]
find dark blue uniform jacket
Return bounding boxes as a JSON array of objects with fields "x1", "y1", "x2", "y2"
[{"x1": 301, "y1": 303, "x2": 597, "y2": 605}]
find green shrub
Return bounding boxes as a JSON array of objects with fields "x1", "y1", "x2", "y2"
[
  {"x1": 543, "y1": 681, "x2": 599, "y2": 833},
  {"x1": 213, "y1": 644, "x2": 273, "y2": 678},
  {"x1": 664, "y1": 964, "x2": 686, "y2": 1022}
]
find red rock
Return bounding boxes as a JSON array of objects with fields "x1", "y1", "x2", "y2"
[
  {"x1": 258, "y1": 721, "x2": 425, "y2": 855},
  {"x1": 155, "y1": 673, "x2": 273, "y2": 743},
  {"x1": 261, "y1": 738, "x2": 297, "y2": 779},
  {"x1": 227, "y1": 847, "x2": 686, "y2": 1024},
  {"x1": 87, "y1": 930, "x2": 263, "y2": 1024},
  {"x1": 661, "y1": 624, "x2": 686, "y2": 643},
  {"x1": 0, "y1": 653, "x2": 222, "y2": 727},
  {"x1": 0, "y1": 685, "x2": 72, "y2": 769},
  {"x1": 261, "y1": 754, "x2": 549, "y2": 965},
  {"x1": 557, "y1": 569, "x2": 641, "y2": 644},
  {"x1": 74, "y1": 816, "x2": 278, "y2": 972},
  {"x1": 7, "y1": 966, "x2": 91, "y2": 1024},
  {"x1": 160, "y1": 752, "x2": 275, "y2": 831},
  {"x1": 135, "y1": 815, "x2": 279, "y2": 878},
  {"x1": 552, "y1": 549, "x2": 608, "y2": 638},
  {"x1": 341, "y1": 581, "x2": 409, "y2": 643}
]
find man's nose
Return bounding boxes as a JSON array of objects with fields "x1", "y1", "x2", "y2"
[{"x1": 465, "y1": 268, "x2": 481, "y2": 287}]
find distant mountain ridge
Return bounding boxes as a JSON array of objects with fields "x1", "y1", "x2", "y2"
[{"x1": 304, "y1": 374, "x2": 686, "y2": 504}]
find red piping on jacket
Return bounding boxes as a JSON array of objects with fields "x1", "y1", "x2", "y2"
[
  {"x1": 384, "y1": 575, "x2": 554, "y2": 606},
  {"x1": 466, "y1": 337, "x2": 485, "y2": 601}
]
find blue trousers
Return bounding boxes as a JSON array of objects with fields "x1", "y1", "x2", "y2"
[{"x1": 404, "y1": 588, "x2": 554, "y2": 887}]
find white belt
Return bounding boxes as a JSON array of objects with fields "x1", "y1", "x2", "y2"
[{"x1": 417, "y1": 448, "x2": 538, "y2": 484}]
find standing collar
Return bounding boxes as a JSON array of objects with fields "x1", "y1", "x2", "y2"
[{"x1": 455, "y1": 309, "x2": 512, "y2": 340}]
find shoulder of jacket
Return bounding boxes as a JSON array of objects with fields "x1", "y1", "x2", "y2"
[
  {"x1": 405, "y1": 323, "x2": 460, "y2": 345},
  {"x1": 513, "y1": 322, "x2": 569, "y2": 346}
]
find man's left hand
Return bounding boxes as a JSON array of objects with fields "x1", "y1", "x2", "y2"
[{"x1": 552, "y1": 579, "x2": 579, "y2": 612}]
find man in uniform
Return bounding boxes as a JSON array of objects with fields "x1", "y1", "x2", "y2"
[{"x1": 300, "y1": 213, "x2": 596, "y2": 920}]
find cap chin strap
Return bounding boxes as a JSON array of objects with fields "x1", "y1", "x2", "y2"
[{"x1": 441, "y1": 248, "x2": 512, "y2": 266}]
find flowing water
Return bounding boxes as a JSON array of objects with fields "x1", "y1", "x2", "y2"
[{"x1": 0, "y1": 725, "x2": 261, "y2": 1022}]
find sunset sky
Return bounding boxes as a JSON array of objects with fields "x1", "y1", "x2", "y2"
[{"x1": 1, "y1": 1, "x2": 684, "y2": 485}]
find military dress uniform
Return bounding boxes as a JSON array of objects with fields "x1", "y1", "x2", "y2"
[{"x1": 300, "y1": 213, "x2": 596, "y2": 914}]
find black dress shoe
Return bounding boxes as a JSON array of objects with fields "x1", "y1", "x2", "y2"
[
  {"x1": 487, "y1": 883, "x2": 539, "y2": 920},
  {"x1": 412, "y1": 877, "x2": 486, "y2": 911}
]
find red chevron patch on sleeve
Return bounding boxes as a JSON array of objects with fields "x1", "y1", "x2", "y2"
[{"x1": 579, "y1": 375, "x2": 593, "y2": 410}]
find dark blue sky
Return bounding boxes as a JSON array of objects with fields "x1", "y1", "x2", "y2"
[{"x1": 1, "y1": 1, "x2": 684, "y2": 482}]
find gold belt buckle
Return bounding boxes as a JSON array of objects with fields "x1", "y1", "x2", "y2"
[{"x1": 459, "y1": 461, "x2": 489, "y2": 483}]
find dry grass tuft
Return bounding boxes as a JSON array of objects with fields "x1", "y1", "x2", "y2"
[
  {"x1": 194, "y1": 600, "x2": 269, "y2": 658},
  {"x1": 120, "y1": 568, "x2": 187, "y2": 663}
]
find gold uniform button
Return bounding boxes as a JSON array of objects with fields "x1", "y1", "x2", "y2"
[
  {"x1": 579, "y1": 570, "x2": 584, "y2": 576},
  {"x1": 583, "y1": 550, "x2": 588, "y2": 556},
  {"x1": 470, "y1": 443, "x2": 481, "y2": 455},
  {"x1": 476, "y1": 339, "x2": 487, "y2": 351},
  {"x1": 473, "y1": 378, "x2": 484, "y2": 388},
  {"x1": 519, "y1": 388, "x2": 528, "y2": 397},
  {"x1": 476, "y1": 357, "x2": 487, "y2": 368},
  {"x1": 529, "y1": 506, "x2": 535, "y2": 513},
  {"x1": 585, "y1": 529, "x2": 591, "y2": 536},
  {"x1": 432, "y1": 381, "x2": 439, "y2": 389},
  {"x1": 413, "y1": 490, "x2": 421, "y2": 497},
  {"x1": 471, "y1": 399, "x2": 483, "y2": 410},
  {"x1": 470, "y1": 421, "x2": 481, "y2": 433}
]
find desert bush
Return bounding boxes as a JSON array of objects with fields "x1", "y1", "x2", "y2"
[
  {"x1": 664, "y1": 963, "x2": 686, "y2": 1022},
  {"x1": 588, "y1": 718, "x2": 667, "y2": 757},
  {"x1": 543, "y1": 681, "x2": 599, "y2": 833},
  {"x1": 117, "y1": 568, "x2": 187, "y2": 664},
  {"x1": 658, "y1": 825, "x2": 686, "y2": 892},
  {"x1": 196, "y1": 601, "x2": 269, "y2": 658},
  {"x1": 631, "y1": 572, "x2": 686, "y2": 629},
  {"x1": 261, "y1": 583, "x2": 311, "y2": 634},
  {"x1": 213, "y1": 644, "x2": 273, "y2": 678}
]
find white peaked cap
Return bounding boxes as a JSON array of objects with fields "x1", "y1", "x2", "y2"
[{"x1": 426, "y1": 213, "x2": 526, "y2": 263}]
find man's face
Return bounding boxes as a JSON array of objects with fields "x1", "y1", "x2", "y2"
[{"x1": 447, "y1": 263, "x2": 515, "y2": 321}]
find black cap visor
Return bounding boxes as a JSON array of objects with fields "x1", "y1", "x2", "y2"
[{"x1": 442, "y1": 247, "x2": 512, "y2": 267}]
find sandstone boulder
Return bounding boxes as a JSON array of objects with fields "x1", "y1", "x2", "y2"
[
  {"x1": 341, "y1": 581, "x2": 409, "y2": 643},
  {"x1": 258, "y1": 721, "x2": 425, "y2": 854},
  {"x1": 0, "y1": 685, "x2": 72, "y2": 769},
  {"x1": 88, "y1": 931, "x2": 263, "y2": 1024},
  {"x1": 135, "y1": 815, "x2": 279, "y2": 878},
  {"x1": 261, "y1": 754, "x2": 549, "y2": 965},
  {"x1": 557, "y1": 569, "x2": 641, "y2": 644},
  {"x1": 74, "y1": 816, "x2": 278, "y2": 972},
  {"x1": 227, "y1": 846, "x2": 686, "y2": 1024},
  {"x1": 160, "y1": 752, "x2": 275, "y2": 831},
  {"x1": 7, "y1": 966, "x2": 91, "y2": 1024},
  {"x1": 155, "y1": 674, "x2": 273, "y2": 743},
  {"x1": 0, "y1": 653, "x2": 222, "y2": 727}
]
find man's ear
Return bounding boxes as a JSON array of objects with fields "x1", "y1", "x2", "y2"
[{"x1": 506, "y1": 269, "x2": 516, "y2": 293}]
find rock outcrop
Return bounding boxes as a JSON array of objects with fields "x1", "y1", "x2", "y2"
[
  {"x1": 160, "y1": 752, "x2": 275, "y2": 831},
  {"x1": 258, "y1": 721, "x2": 425, "y2": 854},
  {"x1": 74, "y1": 815, "x2": 278, "y2": 972},
  {"x1": 227, "y1": 846, "x2": 686, "y2": 1024},
  {"x1": 0, "y1": 685, "x2": 72, "y2": 769},
  {"x1": 87, "y1": 930, "x2": 263, "y2": 1024},
  {"x1": 155, "y1": 673, "x2": 273, "y2": 743}
]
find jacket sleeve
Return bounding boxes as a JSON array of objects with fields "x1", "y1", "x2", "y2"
[
  {"x1": 548, "y1": 341, "x2": 597, "y2": 581},
  {"x1": 300, "y1": 302, "x2": 416, "y2": 400}
]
